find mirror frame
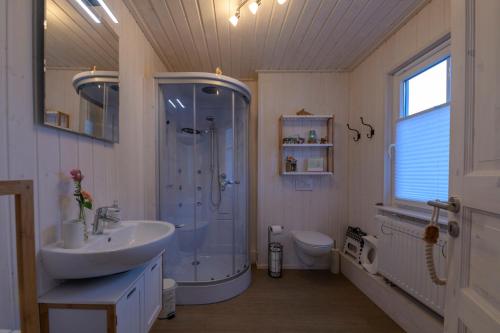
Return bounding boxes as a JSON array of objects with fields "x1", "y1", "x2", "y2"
[
  {"x1": 33, "y1": 0, "x2": 44, "y2": 129},
  {"x1": 0, "y1": 180, "x2": 40, "y2": 332},
  {"x1": 32, "y1": 0, "x2": 119, "y2": 143}
]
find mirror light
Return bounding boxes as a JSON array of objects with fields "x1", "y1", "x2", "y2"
[
  {"x1": 75, "y1": 0, "x2": 101, "y2": 24},
  {"x1": 277, "y1": 0, "x2": 287, "y2": 4},
  {"x1": 96, "y1": 0, "x2": 118, "y2": 24}
]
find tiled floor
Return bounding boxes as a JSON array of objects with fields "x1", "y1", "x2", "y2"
[{"x1": 151, "y1": 269, "x2": 403, "y2": 333}]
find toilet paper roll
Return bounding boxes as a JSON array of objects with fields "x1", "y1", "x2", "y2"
[{"x1": 269, "y1": 225, "x2": 284, "y2": 234}]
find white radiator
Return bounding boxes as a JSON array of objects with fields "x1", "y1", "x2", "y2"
[{"x1": 376, "y1": 214, "x2": 447, "y2": 316}]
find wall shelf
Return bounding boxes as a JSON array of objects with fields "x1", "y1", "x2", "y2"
[
  {"x1": 282, "y1": 143, "x2": 333, "y2": 147},
  {"x1": 279, "y1": 114, "x2": 335, "y2": 175},
  {"x1": 281, "y1": 115, "x2": 334, "y2": 120},
  {"x1": 282, "y1": 171, "x2": 333, "y2": 176}
]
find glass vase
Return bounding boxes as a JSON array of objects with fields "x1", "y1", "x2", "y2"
[{"x1": 79, "y1": 206, "x2": 88, "y2": 241}]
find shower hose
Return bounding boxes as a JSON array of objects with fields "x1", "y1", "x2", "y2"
[{"x1": 423, "y1": 206, "x2": 447, "y2": 285}]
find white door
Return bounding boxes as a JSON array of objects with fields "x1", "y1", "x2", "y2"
[{"x1": 446, "y1": 0, "x2": 500, "y2": 332}]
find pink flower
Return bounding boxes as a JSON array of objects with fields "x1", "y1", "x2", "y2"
[{"x1": 70, "y1": 169, "x2": 84, "y2": 182}]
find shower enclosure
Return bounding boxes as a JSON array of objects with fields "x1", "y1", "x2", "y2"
[
  {"x1": 72, "y1": 71, "x2": 119, "y2": 142},
  {"x1": 156, "y1": 73, "x2": 250, "y2": 304}
]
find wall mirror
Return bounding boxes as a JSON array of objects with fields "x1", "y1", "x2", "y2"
[
  {"x1": 0, "y1": 181, "x2": 39, "y2": 333},
  {"x1": 34, "y1": 0, "x2": 120, "y2": 143}
]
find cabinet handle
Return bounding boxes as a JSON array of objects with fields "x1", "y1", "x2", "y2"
[
  {"x1": 151, "y1": 263, "x2": 158, "y2": 271},
  {"x1": 127, "y1": 287, "x2": 136, "y2": 299}
]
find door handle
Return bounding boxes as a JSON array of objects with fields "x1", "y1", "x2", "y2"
[
  {"x1": 427, "y1": 196, "x2": 460, "y2": 213},
  {"x1": 127, "y1": 287, "x2": 136, "y2": 299}
]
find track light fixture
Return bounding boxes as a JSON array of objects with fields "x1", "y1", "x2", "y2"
[
  {"x1": 249, "y1": 0, "x2": 261, "y2": 15},
  {"x1": 229, "y1": 0, "x2": 286, "y2": 27},
  {"x1": 229, "y1": 10, "x2": 240, "y2": 26}
]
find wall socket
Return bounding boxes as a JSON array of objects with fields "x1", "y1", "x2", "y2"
[{"x1": 295, "y1": 178, "x2": 313, "y2": 191}]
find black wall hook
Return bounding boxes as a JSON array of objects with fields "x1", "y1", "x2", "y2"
[
  {"x1": 360, "y1": 117, "x2": 375, "y2": 139},
  {"x1": 346, "y1": 124, "x2": 361, "y2": 142}
]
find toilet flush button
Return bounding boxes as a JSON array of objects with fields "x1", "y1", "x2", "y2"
[{"x1": 295, "y1": 178, "x2": 313, "y2": 191}]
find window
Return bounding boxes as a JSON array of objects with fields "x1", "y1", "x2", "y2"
[{"x1": 393, "y1": 56, "x2": 451, "y2": 203}]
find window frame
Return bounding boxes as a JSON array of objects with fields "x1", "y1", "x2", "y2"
[{"x1": 389, "y1": 44, "x2": 451, "y2": 211}]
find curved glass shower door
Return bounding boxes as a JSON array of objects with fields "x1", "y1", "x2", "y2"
[{"x1": 159, "y1": 81, "x2": 249, "y2": 284}]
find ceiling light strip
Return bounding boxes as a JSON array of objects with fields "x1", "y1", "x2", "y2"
[
  {"x1": 96, "y1": 0, "x2": 118, "y2": 24},
  {"x1": 176, "y1": 99, "x2": 185, "y2": 108},
  {"x1": 75, "y1": 0, "x2": 101, "y2": 24}
]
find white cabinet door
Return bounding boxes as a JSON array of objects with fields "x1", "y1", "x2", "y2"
[
  {"x1": 144, "y1": 256, "x2": 162, "y2": 331},
  {"x1": 116, "y1": 276, "x2": 145, "y2": 333}
]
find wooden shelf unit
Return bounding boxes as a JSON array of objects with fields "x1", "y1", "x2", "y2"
[
  {"x1": 282, "y1": 143, "x2": 333, "y2": 147},
  {"x1": 282, "y1": 171, "x2": 333, "y2": 176},
  {"x1": 279, "y1": 114, "x2": 334, "y2": 175}
]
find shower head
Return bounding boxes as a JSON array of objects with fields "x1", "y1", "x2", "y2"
[
  {"x1": 206, "y1": 116, "x2": 216, "y2": 122},
  {"x1": 202, "y1": 86, "x2": 219, "y2": 95}
]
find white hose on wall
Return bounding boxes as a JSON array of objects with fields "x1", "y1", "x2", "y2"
[
  {"x1": 425, "y1": 241, "x2": 446, "y2": 285},
  {"x1": 424, "y1": 206, "x2": 447, "y2": 285}
]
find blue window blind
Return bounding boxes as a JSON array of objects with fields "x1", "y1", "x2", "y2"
[{"x1": 394, "y1": 105, "x2": 450, "y2": 202}]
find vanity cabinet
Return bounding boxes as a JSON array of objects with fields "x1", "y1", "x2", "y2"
[{"x1": 39, "y1": 252, "x2": 163, "y2": 333}]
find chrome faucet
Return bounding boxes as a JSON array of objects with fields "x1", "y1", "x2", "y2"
[{"x1": 92, "y1": 204, "x2": 120, "y2": 235}]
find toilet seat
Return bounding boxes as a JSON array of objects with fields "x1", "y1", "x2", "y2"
[{"x1": 292, "y1": 231, "x2": 333, "y2": 248}]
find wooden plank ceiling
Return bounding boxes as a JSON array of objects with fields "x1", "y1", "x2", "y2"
[
  {"x1": 46, "y1": 0, "x2": 119, "y2": 70},
  {"x1": 124, "y1": 0, "x2": 428, "y2": 79}
]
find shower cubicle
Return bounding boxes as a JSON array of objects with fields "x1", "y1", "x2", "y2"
[{"x1": 156, "y1": 73, "x2": 251, "y2": 304}]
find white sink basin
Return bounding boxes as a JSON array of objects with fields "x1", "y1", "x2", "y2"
[{"x1": 41, "y1": 220, "x2": 175, "y2": 279}]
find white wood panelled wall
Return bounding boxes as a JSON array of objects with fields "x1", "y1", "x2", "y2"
[
  {"x1": 347, "y1": 0, "x2": 450, "y2": 236},
  {"x1": 257, "y1": 72, "x2": 349, "y2": 269},
  {"x1": 45, "y1": 69, "x2": 81, "y2": 130},
  {"x1": 0, "y1": 1, "x2": 166, "y2": 317}
]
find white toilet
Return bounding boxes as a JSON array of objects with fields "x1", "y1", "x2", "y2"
[{"x1": 291, "y1": 230, "x2": 334, "y2": 266}]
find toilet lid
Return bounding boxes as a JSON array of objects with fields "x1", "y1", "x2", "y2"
[{"x1": 293, "y1": 231, "x2": 333, "y2": 247}]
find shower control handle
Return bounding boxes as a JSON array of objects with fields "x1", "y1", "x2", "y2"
[{"x1": 219, "y1": 173, "x2": 240, "y2": 190}]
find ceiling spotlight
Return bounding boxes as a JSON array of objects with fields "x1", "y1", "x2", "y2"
[
  {"x1": 229, "y1": 11, "x2": 240, "y2": 27},
  {"x1": 277, "y1": 0, "x2": 287, "y2": 4},
  {"x1": 249, "y1": 0, "x2": 261, "y2": 15}
]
